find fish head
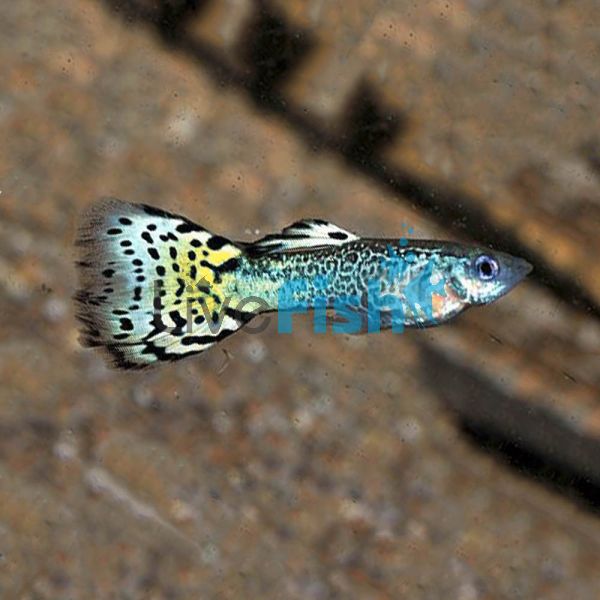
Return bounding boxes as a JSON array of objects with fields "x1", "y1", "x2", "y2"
[{"x1": 447, "y1": 247, "x2": 532, "y2": 306}]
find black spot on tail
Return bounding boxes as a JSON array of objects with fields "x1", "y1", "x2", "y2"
[{"x1": 207, "y1": 236, "x2": 229, "y2": 250}]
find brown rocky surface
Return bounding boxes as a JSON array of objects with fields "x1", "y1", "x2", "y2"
[{"x1": 0, "y1": 1, "x2": 599, "y2": 598}]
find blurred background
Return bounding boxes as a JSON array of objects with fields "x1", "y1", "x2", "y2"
[{"x1": 1, "y1": 0, "x2": 600, "y2": 598}]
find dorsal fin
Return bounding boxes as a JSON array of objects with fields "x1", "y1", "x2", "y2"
[{"x1": 247, "y1": 219, "x2": 359, "y2": 256}]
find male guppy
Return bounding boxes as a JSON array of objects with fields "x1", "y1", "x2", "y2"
[{"x1": 75, "y1": 198, "x2": 532, "y2": 369}]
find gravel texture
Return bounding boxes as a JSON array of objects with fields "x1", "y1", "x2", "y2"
[{"x1": 0, "y1": 1, "x2": 599, "y2": 598}]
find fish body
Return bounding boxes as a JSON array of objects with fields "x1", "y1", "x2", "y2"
[{"x1": 75, "y1": 199, "x2": 532, "y2": 369}]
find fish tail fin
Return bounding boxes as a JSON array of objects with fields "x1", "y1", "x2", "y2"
[{"x1": 75, "y1": 198, "x2": 255, "y2": 369}]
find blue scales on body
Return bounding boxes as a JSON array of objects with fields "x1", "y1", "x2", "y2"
[{"x1": 75, "y1": 198, "x2": 532, "y2": 369}]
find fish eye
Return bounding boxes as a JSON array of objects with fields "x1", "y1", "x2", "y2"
[{"x1": 475, "y1": 255, "x2": 499, "y2": 281}]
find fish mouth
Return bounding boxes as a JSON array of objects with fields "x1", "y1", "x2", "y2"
[
  {"x1": 502, "y1": 257, "x2": 533, "y2": 294},
  {"x1": 514, "y1": 258, "x2": 533, "y2": 279}
]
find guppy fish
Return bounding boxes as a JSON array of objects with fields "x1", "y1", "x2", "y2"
[{"x1": 75, "y1": 198, "x2": 532, "y2": 369}]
